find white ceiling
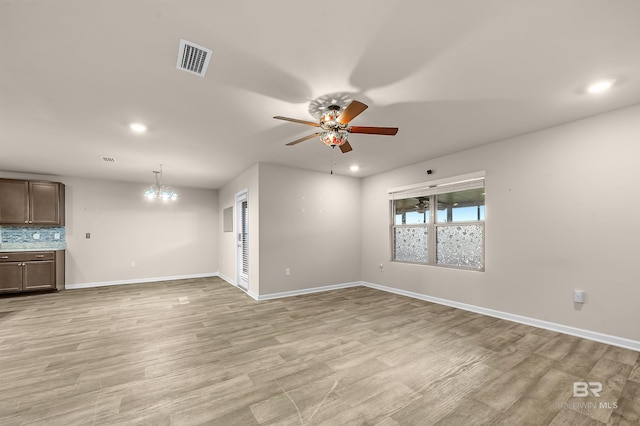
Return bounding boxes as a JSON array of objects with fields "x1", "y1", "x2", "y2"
[{"x1": 2, "y1": 1, "x2": 640, "y2": 189}]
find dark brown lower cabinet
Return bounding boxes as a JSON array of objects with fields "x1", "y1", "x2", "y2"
[
  {"x1": 0, "y1": 262, "x2": 22, "y2": 292},
  {"x1": 0, "y1": 251, "x2": 64, "y2": 293}
]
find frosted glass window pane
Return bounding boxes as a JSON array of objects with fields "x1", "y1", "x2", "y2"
[
  {"x1": 394, "y1": 226, "x2": 428, "y2": 263},
  {"x1": 436, "y1": 224, "x2": 483, "y2": 268}
]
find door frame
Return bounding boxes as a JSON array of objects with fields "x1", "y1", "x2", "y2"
[{"x1": 235, "y1": 189, "x2": 249, "y2": 291}]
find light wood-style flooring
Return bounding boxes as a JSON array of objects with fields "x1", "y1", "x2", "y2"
[{"x1": 0, "y1": 277, "x2": 639, "y2": 425}]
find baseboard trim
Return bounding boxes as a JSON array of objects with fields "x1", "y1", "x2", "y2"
[
  {"x1": 254, "y1": 282, "x2": 362, "y2": 301},
  {"x1": 361, "y1": 281, "x2": 640, "y2": 352},
  {"x1": 81, "y1": 273, "x2": 637, "y2": 352},
  {"x1": 216, "y1": 272, "x2": 257, "y2": 299},
  {"x1": 217, "y1": 272, "x2": 236, "y2": 286},
  {"x1": 66, "y1": 272, "x2": 220, "y2": 290},
  {"x1": 247, "y1": 289, "x2": 260, "y2": 301}
]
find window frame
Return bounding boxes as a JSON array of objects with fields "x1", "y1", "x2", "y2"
[{"x1": 389, "y1": 172, "x2": 485, "y2": 271}]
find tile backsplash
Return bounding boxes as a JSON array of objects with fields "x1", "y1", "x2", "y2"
[{"x1": 0, "y1": 226, "x2": 67, "y2": 250}]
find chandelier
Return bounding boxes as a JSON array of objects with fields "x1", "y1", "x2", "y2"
[{"x1": 144, "y1": 164, "x2": 178, "y2": 201}]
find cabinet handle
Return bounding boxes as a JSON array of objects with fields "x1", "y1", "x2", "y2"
[
  {"x1": 35, "y1": 255, "x2": 45, "y2": 258},
  {"x1": 0, "y1": 256, "x2": 8, "y2": 259}
]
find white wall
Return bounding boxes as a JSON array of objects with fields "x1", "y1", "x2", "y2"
[
  {"x1": 217, "y1": 163, "x2": 260, "y2": 293},
  {"x1": 217, "y1": 162, "x2": 361, "y2": 296},
  {"x1": 0, "y1": 172, "x2": 218, "y2": 285},
  {"x1": 361, "y1": 104, "x2": 640, "y2": 341},
  {"x1": 258, "y1": 163, "x2": 361, "y2": 295}
]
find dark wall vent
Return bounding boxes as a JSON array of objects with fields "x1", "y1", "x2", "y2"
[{"x1": 100, "y1": 156, "x2": 117, "y2": 163}]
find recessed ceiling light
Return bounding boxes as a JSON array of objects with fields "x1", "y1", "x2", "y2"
[
  {"x1": 587, "y1": 79, "x2": 615, "y2": 94},
  {"x1": 129, "y1": 123, "x2": 147, "y2": 133},
  {"x1": 350, "y1": 165, "x2": 360, "y2": 172}
]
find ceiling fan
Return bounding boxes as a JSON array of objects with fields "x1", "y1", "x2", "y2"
[{"x1": 273, "y1": 100, "x2": 398, "y2": 153}]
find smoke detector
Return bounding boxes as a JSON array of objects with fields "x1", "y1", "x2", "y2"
[{"x1": 176, "y1": 39, "x2": 212, "y2": 77}]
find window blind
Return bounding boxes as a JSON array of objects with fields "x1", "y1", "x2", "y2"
[
  {"x1": 388, "y1": 171, "x2": 485, "y2": 200},
  {"x1": 241, "y1": 200, "x2": 249, "y2": 275}
]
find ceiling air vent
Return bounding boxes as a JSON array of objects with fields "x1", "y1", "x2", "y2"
[
  {"x1": 100, "y1": 156, "x2": 117, "y2": 164},
  {"x1": 176, "y1": 39, "x2": 212, "y2": 77}
]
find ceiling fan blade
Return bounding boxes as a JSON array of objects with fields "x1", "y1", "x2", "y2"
[
  {"x1": 286, "y1": 133, "x2": 319, "y2": 146},
  {"x1": 274, "y1": 116, "x2": 320, "y2": 127},
  {"x1": 348, "y1": 126, "x2": 399, "y2": 136},
  {"x1": 339, "y1": 142, "x2": 353, "y2": 153},
  {"x1": 337, "y1": 100, "x2": 368, "y2": 124}
]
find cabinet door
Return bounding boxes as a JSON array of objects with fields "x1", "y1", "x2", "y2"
[
  {"x1": 0, "y1": 179, "x2": 29, "y2": 224},
  {"x1": 0, "y1": 262, "x2": 23, "y2": 292},
  {"x1": 22, "y1": 260, "x2": 55, "y2": 291},
  {"x1": 29, "y1": 182, "x2": 60, "y2": 225}
]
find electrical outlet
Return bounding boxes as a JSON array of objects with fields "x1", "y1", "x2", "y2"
[
  {"x1": 86, "y1": 233, "x2": 91, "y2": 239},
  {"x1": 32, "y1": 233, "x2": 40, "y2": 240},
  {"x1": 131, "y1": 261, "x2": 136, "y2": 267},
  {"x1": 285, "y1": 268, "x2": 290, "y2": 276},
  {"x1": 573, "y1": 290, "x2": 586, "y2": 303},
  {"x1": 54, "y1": 232, "x2": 61, "y2": 240}
]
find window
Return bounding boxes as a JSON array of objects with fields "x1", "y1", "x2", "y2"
[{"x1": 390, "y1": 173, "x2": 485, "y2": 270}]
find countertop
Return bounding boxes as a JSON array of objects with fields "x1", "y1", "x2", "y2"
[{"x1": 0, "y1": 246, "x2": 66, "y2": 252}]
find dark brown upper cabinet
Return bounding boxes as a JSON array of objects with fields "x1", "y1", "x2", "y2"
[{"x1": 0, "y1": 179, "x2": 65, "y2": 226}]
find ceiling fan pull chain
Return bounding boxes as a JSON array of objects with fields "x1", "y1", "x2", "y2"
[{"x1": 330, "y1": 146, "x2": 334, "y2": 174}]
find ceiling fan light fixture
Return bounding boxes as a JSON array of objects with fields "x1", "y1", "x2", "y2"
[
  {"x1": 320, "y1": 130, "x2": 348, "y2": 147},
  {"x1": 320, "y1": 107, "x2": 341, "y2": 126}
]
